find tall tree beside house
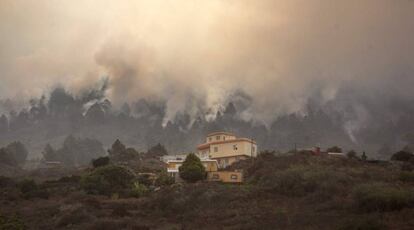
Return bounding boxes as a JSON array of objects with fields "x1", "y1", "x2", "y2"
[{"x1": 179, "y1": 153, "x2": 206, "y2": 183}]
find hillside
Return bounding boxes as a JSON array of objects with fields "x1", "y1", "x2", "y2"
[{"x1": 1, "y1": 153, "x2": 414, "y2": 230}]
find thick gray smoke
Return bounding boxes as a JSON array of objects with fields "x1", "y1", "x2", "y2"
[{"x1": 0, "y1": 0, "x2": 413, "y2": 125}]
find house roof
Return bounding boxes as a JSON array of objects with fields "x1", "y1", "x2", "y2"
[
  {"x1": 206, "y1": 131, "x2": 236, "y2": 137},
  {"x1": 197, "y1": 138, "x2": 256, "y2": 150}
]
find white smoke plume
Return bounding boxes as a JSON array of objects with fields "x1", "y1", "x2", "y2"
[{"x1": 0, "y1": 0, "x2": 413, "y2": 125}]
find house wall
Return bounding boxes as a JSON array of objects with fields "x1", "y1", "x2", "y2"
[
  {"x1": 202, "y1": 161, "x2": 218, "y2": 172},
  {"x1": 215, "y1": 155, "x2": 248, "y2": 168},
  {"x1": 206, "y1": 133, "x2": 236, "y2": 143},
  {"x1": 209, "y1": 140, "x2": 257, "y2": 158},
  {"x1": 207, "y1": 171, "x2": 243, "y2": 183}
]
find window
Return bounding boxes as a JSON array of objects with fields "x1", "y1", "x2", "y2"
[
  {"x1": 216, "y1": 135, "x2": 220, "y2": 140},
  {"x1": 224, "y1": 136, "x2": 226, "y2": 140},
  {"x1": 252, "y1": 146, "x2": 255, "y2": 153},
  {"x1": 209, "y1": 137, "x2": 212, "y2": 142},
  {"x1": 212, "y1": 174, "x2": 219, "y2": 179},
  {"x1": 231, "y1": 174, "x2": 238, "y2": 180},
  {"x1": 214, "y1": 147, "x2": 218, "y2": 152},
  {"x1": 225, "y1": 158, "x2": 229, "y2": 164},
  {"x1": 236, "y1": 156, "x2": 240, "y2": 161},
  {"x1": 233, "y1": 145, "x2": 238, "y2": 151}
]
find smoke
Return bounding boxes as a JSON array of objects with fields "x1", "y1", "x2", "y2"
[{"x1": 0, "y1": 0, "x2": 413, "y2": 125}]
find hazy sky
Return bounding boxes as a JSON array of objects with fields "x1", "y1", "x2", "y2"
[{"x1": 0, "y1": 0, "x2": 413, "y2": 123}]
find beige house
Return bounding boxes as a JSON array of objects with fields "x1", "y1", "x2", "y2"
[
  {"x1": 197, "y1": 132, "x2": 257, "y2": 168},
  {"x1": 207, "y1": 171, "x2": 243, "y2": 183}
]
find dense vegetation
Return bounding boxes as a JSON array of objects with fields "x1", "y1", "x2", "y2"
[
  {"x1": 1, "y1": 151, "x2": 414, "y2": 229},
  {"x1": 178, "y1": 153, "x2": 206, "y2": 183},
  {"x1": 1, "y1": 85, "x2": 414, "y2": 158}
]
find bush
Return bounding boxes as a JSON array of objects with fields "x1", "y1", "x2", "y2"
[
  {"x1": 340, "y1": 215, "x2": 386, "y2": 230},
  {"x1": 0, "y1": 176, "x2": 15, "y2": 187},
  {"x1": 80, "y1": 165, "x2": 135, "y2": 195},
  {"x1": 129, "y1": 182, "x2": 149, "y2": 198},
  {"x1": 137, "y1": 174, "x2": 152, "y2": 186},
  {"x1": 327, "y1": 146, "x2": 342, "y2": 153},
  {"x1": 353, "y1": 183, "x2": 414, "y2": 212},
  {"x1": 57, "y1": 175, "x2": 81, "y2": 183},
  {"x1": 347, "y1": 150, "x2": 358, "y2": 159},
  {"x1": 391, "y1": 150, "x2": 414, "y2": 162},
  {"x1": 92, "y1": 156, "x2": 110, "y2": 168},
  {"x1": 179, "y1": 153, "x2": 205, "y2": 183},
  {"x1": 155, "y1": 172, "x2": 175, "y2": 186},
  {"x1": 17, "y1": 179, "x2": 49, "y2": 199},
  {"x1": 257, "y1": 166, "x2": 351, "y2": 198},
  {"x1": 0, "y1": 214, "x2": 26, "y2": 230},
  {"x1": 399, "y1": 171, "x2": 414, "y2": 183}
]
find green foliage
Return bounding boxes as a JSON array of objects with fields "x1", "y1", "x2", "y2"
[
  {"x1": 391, "y1": 150, "x2": 414, "y2": 162},
  {"x1": 17, "y1": 179, "x2": 49, "y2": 199},
  {"x1": 179, "y1": 153, "x2": 206, "y2": 183},
  {"x1": 155, "y1": 171, "x2": 175, "y2": 186},
  {"x1": 352, "y1": 183, "x2": 414, "y2": 212},
  {"x1": 257, "y1": 166, "x2": 351, "y2": 198},
  {"x1": 398, "y1": 171, "x2": 414, "y2": 183},
  {"x1": 80, "y1": 165, "x2": 135, "y2": 195},
  {"x1": 0, "y1": 214, "x2": 26, "y2": 230},
  {"x1": 137, "y1": 174, "x2": 152, "y2": 186},
  {"x1": 129, "y1": 182, "x2": 149, "y2": 198},
  {"x1": 327, "y1": 146, "x2": 342, "y2": 153},
  {"x1": 361, "y1": 152, "x2": 367, "y2": 161},
  {"x1": 92, "y1": 156, "x2": 110, "y2": 168},
  {"x1": 147, "y1": 143, "x2": 168, "y2": 158}
]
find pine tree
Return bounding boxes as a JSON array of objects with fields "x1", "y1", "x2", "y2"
[{"x1": 179, "y1": 153, "x2": 206, "y2": 183}]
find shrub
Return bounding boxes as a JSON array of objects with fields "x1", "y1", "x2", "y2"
[
  {"x1": 57, "y1": 175, "x2": 81, "y2": 183},
  {"x1": 129, "y1": 182, "x2": 149, "y2": 198},
  {"x1": 327, "y1": 146, "x2": 342, "y2": 153},
  {"x1": 179, "y1": 153, "x2": 205, "y2": 183},
  {"x1": 17, "y1": 179, "x2": 38, "y2": 195},
  {"x1": 347, "y1": 150, "x2": 358, "y2": 159},
  {"x1": 0, "y1": 176, "x2": 15, "y2": 187},
  {"x1": 80, "y1": 165, "x2": 135, "y2": 195},
  {"x1": 137, "y1": 174, "x2": 152, "y2": 186},
  {"x1": 391, "y1": 150, "x2": 414, "y2": 162},
  {"x1": 0, "y1": 214, "x2": 26, "y2": 230},
  {"x1": 399, "y1": 171, "x2": 414, "y2": 183},
  {"x1": 155, "y1": 172, "x2": 175, "y2": 186},
  {"x1": 17, "y1": 179, "x2": 49, "y2": 199},
  {"x1": 257, "y1": 166, "x2": 351, "y2": 198},
  {"x1": 340, "y1": 215, "x2": 386, "y2": 230},
  {"x1": 92, "y1": 156, "x2": 110, "y2": 168},
  {"x1": 353, "y1": 183, "x2": 414, "y2": 212}
]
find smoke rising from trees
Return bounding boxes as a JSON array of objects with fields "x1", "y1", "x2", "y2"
[{"x1": 0, "y1": 1, "x2": 413, "y2": 157}]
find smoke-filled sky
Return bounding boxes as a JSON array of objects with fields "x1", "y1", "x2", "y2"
[{"x1": 1, "y1": 0, "x2": 413, "y2": 123}]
